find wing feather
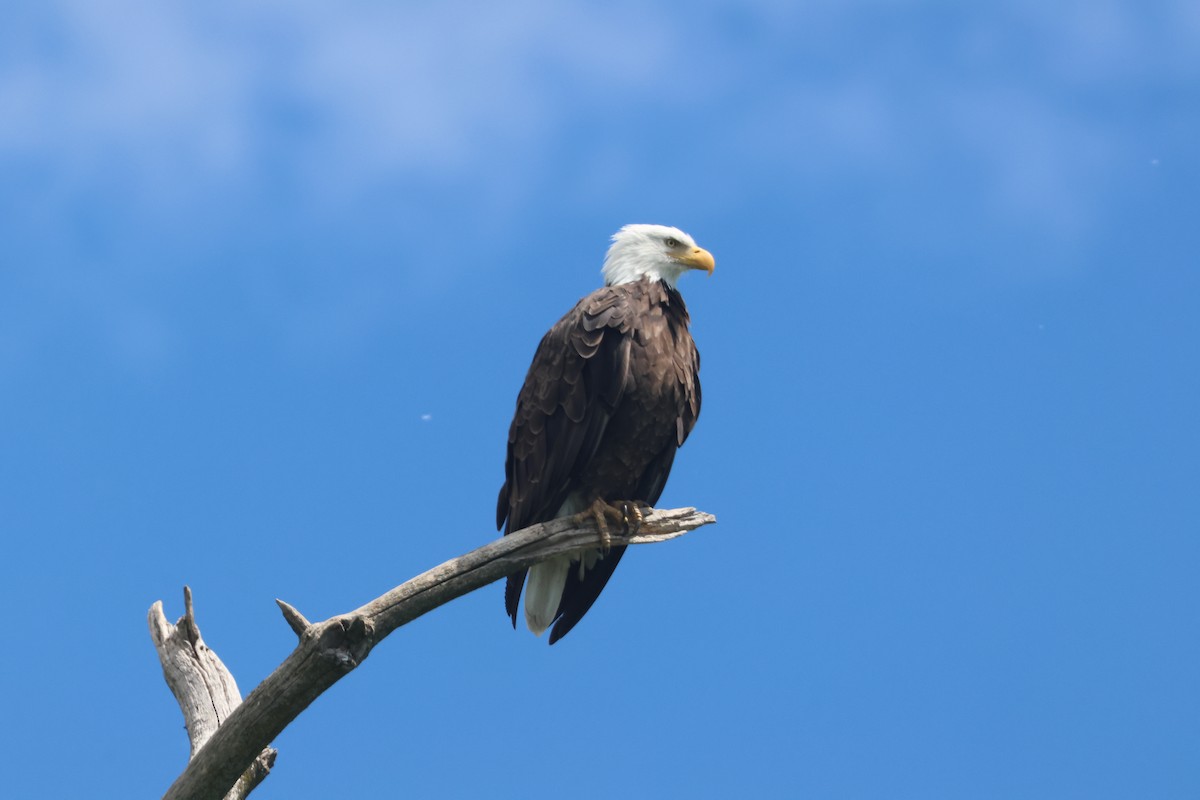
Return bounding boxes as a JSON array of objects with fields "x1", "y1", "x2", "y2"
[
  {"x1": 497, "y1": 281, "x2": 701, "y2": 638},
  {"x1": 498, "y1": 287, "x2": 636, "y2": 626},
  {"x1": 548, "y1": 546, "x2": 627, "y2": 644}
]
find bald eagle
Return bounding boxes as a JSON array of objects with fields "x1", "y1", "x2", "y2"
[{"x1": 497, "y1": 224, "x2": 713, "y2": 644}]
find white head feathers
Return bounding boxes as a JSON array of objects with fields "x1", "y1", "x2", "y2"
[{"x1": 601, "y1": 224, "x2": 715, "y2": 288}]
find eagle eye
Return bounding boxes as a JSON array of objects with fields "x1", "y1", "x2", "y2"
[{"x1": 664, "y1": 237, "x2": 680, "y2": 248}]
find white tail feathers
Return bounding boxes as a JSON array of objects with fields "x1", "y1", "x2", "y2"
[{"x1": 524, "y1": 556, "x2": 570, "y2": 636}]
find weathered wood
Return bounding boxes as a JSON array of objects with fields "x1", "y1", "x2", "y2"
[
  {"x1": 149, "y1": 587, "x2": 277, "y2": 800},
  {"x1": 155, "y1": 506, "x2": 716, "y2": 800},
  {"x1": 275, "y1": 599, "x2": 310, "y2": 637}
]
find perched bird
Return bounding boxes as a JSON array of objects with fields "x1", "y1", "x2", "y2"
[{"x1": 497, "y1": 224, "x2": 713, "y2": 643}]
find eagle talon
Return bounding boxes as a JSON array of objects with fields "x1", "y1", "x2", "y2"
[
  {"x1": 589, "y1": 499, "x2": 614, "y2": 553},
  {"x1": 624, "y1": 502, "x2": 645, "y2": 537}
]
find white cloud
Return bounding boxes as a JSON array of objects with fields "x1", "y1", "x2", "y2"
[
  {"x1": 3, "y1": 0, "x2": 1194, "y2": 205},
  {"x1": 0, "y1": 0, "x2": 691, "y2": 203},
  {"x1": 0, "y1": 2, "x2": 252, "y2": 184},
  {"x1": 0, "y1": 0, "x2": 700, "y2": 369},
  {"x1": 725, "y1": 0, "x2": 1197, "y2": 251},
  {"x1": 1, "y1": 0, "x2": 1195, "y2": 369}
]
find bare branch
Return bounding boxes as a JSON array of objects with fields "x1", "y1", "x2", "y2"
[
  {"x1": 275, "y1": 599, "x2": 311, "y2": 638},
  {"x1": 149, "y1": 588, "x2": 278, "y2": 800},
  {"x1": 155, "y1": 506, "x2": 715, "y2": 800}
]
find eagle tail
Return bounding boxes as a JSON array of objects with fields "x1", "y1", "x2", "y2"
[{"x1": 524, "y1": 556, "x2": 571, "y2": 636}]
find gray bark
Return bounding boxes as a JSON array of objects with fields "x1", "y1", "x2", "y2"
[
  {"x1": 152, "y1": 506, "x2": 716, "y2": 800},
  {"x1": 149, "y1": 587, "x2": 276, "y2": 800}
]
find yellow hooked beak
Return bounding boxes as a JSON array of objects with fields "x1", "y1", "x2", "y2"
[{"x1": 676, "y1": 246, "x2": 715, "y2": 275}]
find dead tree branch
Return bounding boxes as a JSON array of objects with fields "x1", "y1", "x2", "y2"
[
  {"x1": 153, "y1": 506, "x2": 716, "y2": 800},
  {"x1": 149, "y1": 588, "x2": 276, "y2": 800}
]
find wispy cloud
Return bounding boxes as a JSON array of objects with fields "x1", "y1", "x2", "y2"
[
  {"x1": 0, "y1": 0, "x2": 698, "y2": 368},
  {"x1": 716, "y1": 0, "x2": 1198, "y2": 278},
  {"x1": 0, "y1": 0, "x2": 689, "y2": 203},
  {"x1": 5, "y1": 0, "x2": 1192, "y2": 221},
  {"x1": 1, "y1": 0, "x2": 1195, "y2": 369}
]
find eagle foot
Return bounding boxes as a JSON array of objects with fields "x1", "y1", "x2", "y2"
[{"x1": 584, "y1": 498, "x2": 648, "y2": 553}]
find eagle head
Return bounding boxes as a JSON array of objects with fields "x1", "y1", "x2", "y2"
[{"x1": 601, "y1": 224, "x2": 715, "y2": 288}]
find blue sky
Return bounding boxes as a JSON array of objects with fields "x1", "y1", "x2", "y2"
[{"x1": 2, "y1": 1, "x2": 1198, "y2": 797}]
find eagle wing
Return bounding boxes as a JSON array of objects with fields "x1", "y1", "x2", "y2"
[
  {"x1": 496, "y1": 286, "x2": 635, "y2": 626},
  {"x1": 546, "y1": 291, "x2": 701, "y2": 643}
]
